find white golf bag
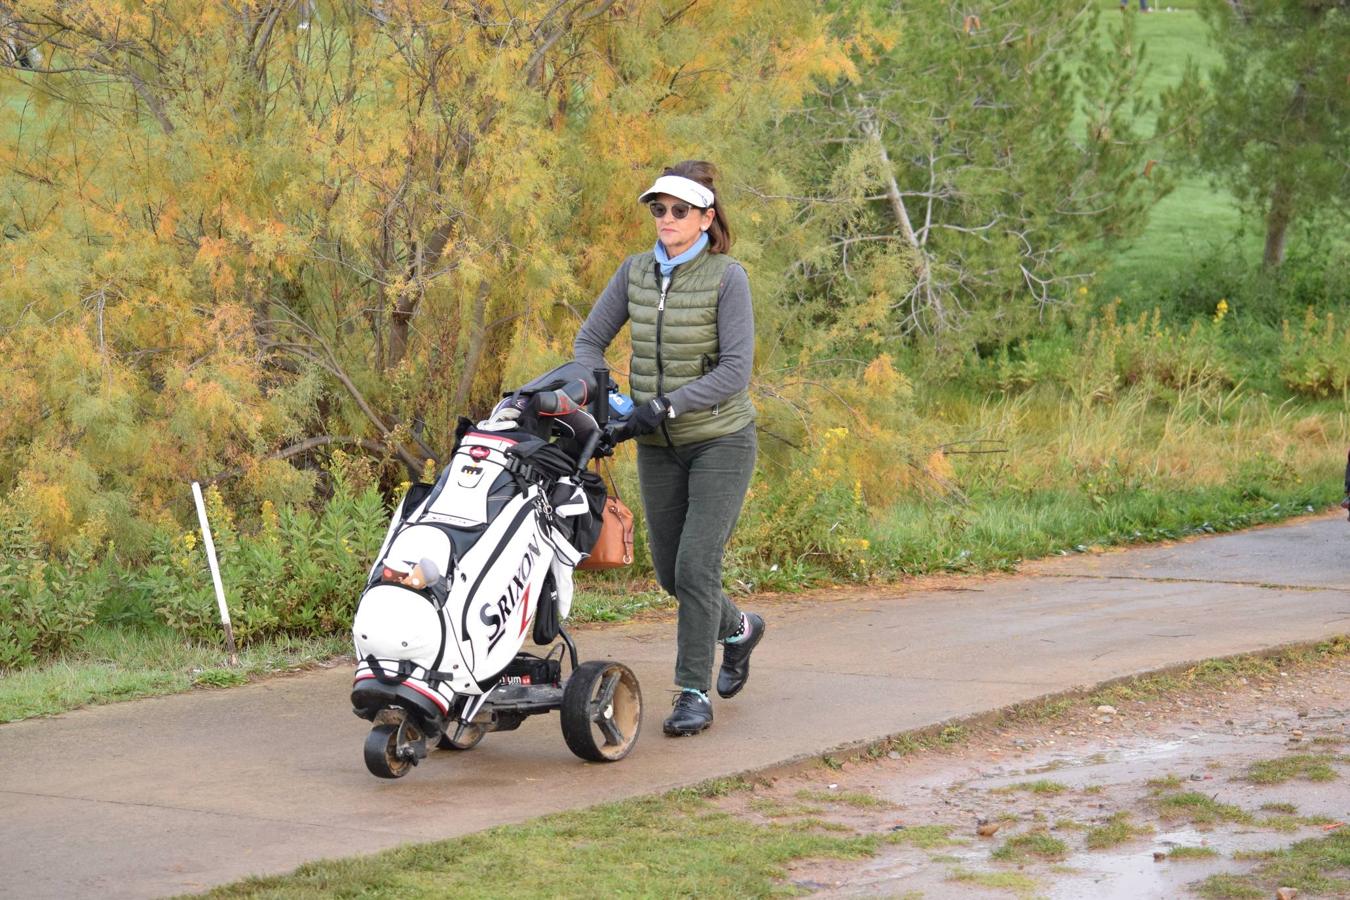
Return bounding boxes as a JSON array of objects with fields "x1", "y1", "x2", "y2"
[
  {"x1": 350, "y1": 363, "x2": 641, "y2": 778},
  {"x1": 352, "y1": 427, "x2": 594, "y2": 714}
]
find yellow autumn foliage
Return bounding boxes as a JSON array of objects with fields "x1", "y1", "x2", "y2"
[{"x1": 0, "y1": 0, "x2": 867, "y2": 552}]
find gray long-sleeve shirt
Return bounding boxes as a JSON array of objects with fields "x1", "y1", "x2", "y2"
[{"x1": 573, "y1": 255, "x2": 754, "y2": 417}]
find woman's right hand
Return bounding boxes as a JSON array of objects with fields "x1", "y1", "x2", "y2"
[{"x1": 621, "y1": 396, "x2": 671, "y2": 439}]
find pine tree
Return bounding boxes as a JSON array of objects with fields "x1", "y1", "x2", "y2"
[
  {"x1": 1163, "y1": 0, "x2": 1349, "y2": 268},
  {"x1": 762, "y1": 1, "x2": 1162, "y2": 340}
]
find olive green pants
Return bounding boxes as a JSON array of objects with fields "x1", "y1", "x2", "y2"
[{"x1": 637, "y1": 423, "x2": 757, "y2": 693}]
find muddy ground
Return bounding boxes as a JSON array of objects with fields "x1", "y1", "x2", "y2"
[{"x1": 717, "y1": 656, "x2": 1349, "y2": 899}]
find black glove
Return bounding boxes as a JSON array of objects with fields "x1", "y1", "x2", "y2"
[{"x1": 623, "y1": 396, "x2": 672, "y2": 438}]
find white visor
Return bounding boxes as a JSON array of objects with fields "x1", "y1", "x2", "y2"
[{"x1": 638, "y1": 175, "x2": 714, "y2": 209}]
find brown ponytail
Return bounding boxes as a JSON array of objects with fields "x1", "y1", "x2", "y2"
[{"x1": 662, "y1": 160, "x2": 732, "y2": 254}]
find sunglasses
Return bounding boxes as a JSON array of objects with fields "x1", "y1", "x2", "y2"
[{"x1": 648, "y1": 201, "x2": 705, "y2": 220}]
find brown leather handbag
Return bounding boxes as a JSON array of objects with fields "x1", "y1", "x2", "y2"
[{"x1": 578, "y1": 461, "x2": 634, "y2": 570}]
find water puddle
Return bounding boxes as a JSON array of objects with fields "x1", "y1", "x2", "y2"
[
  {"x1": 751, "y1": 658, "x2": 1349, "y2": 898},
  {"x1": 1046, "y1": 828, "x2": 1306, "y2": 900}
]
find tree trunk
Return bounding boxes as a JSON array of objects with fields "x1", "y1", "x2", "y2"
[
  {"x1": 1262, "y1": 179, "x2": 1292, "y2": 268},
  {"x1": 862, "y1": 113, "x2": 947, "y2": 330},
  {"x1": 1263, "y1": 79, "x2": 1308, "y2": 269},
  {"x1": 387, "y1": 297, "x2": 413, "y2": 369}
]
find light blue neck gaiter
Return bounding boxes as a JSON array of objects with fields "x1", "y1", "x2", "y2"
[{"x1": 654, "y1": 232, "x2": 709, "y2": 278}]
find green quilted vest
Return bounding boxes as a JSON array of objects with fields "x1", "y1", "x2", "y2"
[{"x1": 626, "y1": 249, "x2": 756, "y2": 446}]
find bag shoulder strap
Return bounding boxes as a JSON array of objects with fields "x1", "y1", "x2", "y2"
[{"x1": 593, "y1": 458, "x2": 622, "y2": 502}]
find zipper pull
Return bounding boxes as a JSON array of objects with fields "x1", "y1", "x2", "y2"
[{"x1": 659, "y1": 275, "x2": 670, "y2": 311}]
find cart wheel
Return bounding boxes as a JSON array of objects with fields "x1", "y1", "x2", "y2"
[
  {"x1": 364, "y1": 723, "x2": 416, "y2": 779},
  {"x1": 560, "y1": 660, "x2": 642, "y2": 762},
  {"x1": 437, "y1": 722, "x2": 486, "y2": 751}
]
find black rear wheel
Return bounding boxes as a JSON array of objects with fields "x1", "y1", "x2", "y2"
[
  {"x1": 437, "y1": 722, "x2": 486, "y2": 751},
  {"x1": 560, "y1": 660, "x2": 642, "y2": 762}
]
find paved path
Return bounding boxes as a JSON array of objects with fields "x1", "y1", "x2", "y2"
[{"x1": 2, "y1": 514, "x2": 1346, "y2": 898}]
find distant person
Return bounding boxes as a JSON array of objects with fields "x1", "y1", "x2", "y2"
[
  {"x1": 574, "y1": 160, "x2": 765, "y2": 738},
  {"x1": 1121, "y1": 0, "x2": 1151, "y2": 10}
]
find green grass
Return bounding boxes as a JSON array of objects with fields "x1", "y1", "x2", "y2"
[
  {"x1": 1168, "y1": 845, "x2": 1218, "y2": 861},
  {"x1": 747, "y1": 797, "x2": 825, "y2": 819},
  {"x1": 1197, "y1": 829, "x2": 1350, "y2": 899},
  {"x1": 947, "y1": 867, "x2": 1040, "y2": 899},
  {"x1": 0, "y1": 626, "x2": 349, "y2": 723},
  {"x1": 1153, "y1": 791, "x2": 1254, "y2": 828},
  {"x1": 1256, "y1": 814, "x2": 1337, "y2": 834},
  {"x1": 1085, "y1": 812, "x2": 1151, "y2": 850},
  {"x1": 991, "y1": 780, "x2": 1070, "y2": 796},
  {"x1": 991, "y1": 831, "x2": 1070, "y2": 863},
  {"x1": 794, "y1": 788, "x2": 891, "y2": 809},
  {"x1": 1259, "y1": 802, "x2": 1298, "y2": 815},
  {"x1": 885, "y1": 824, "x2": 958, "y2": 850},
  {"x1": 569, "y1": 581, "x2": 674, "y2": 623},
  {"x1": 1194, "y1": 873, "x2": 1265, "y2": 899},
  {"x1": 195, "y1": 792, "x2": 881, "y2": 899},
  {"x1": 1089, "y1": 1, "x2": 1259, "y2": 287},
  {"x1": 1248, "y1": 828, "x2": 1350, "y2": 895},
  {"x1": 1244, "y1": 754, "x2": 1341, "y2": 785},
  {"x1": 868, "y1": 470, "x2": 1340, "y2": 580},
  {"x1": 1089, "y1": 638, "x2": 1350, "y2": 711}
]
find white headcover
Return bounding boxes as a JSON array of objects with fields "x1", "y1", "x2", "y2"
[{"x1": 638, "y1": 174, "x2": 714, "y2": 209}]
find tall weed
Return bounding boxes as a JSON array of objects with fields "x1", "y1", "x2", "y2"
[
  {"x1": 0, "y1": 506, "x2": 103, "y2": 671},
  {"x1": 1280, "y1": 309, "x2": 1350, "y2": 398},
  {"x1": 145, "y1": 464, "x2": 387, "y2": 646},
  {"x1": 731, "y1": 426, "x2": 872, "y2": 584},
  {"x1": 1082, "y1": 302, "x2": 1234, "y2": 396},
  {"x1": 975, "y1": 302, "x2": 1234, "y2": 401}
]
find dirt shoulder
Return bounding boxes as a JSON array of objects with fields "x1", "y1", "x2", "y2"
[{"x1": 721, "y1": 648, "x2": 1349, "y2": 899}]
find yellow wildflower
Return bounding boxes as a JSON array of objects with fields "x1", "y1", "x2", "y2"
[{"x1": 260, "y1": 499, "x2": 278, "y2": 531}]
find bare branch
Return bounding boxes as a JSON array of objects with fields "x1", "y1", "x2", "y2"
[{"x1": 203, "y1": 434, "x2": 393, "y2": 484}]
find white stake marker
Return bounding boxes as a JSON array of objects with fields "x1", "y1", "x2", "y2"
[{"x1": 191, "y1": 481, "x2": 238, "y2": 664}]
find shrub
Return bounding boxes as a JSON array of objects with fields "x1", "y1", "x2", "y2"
[
  {"x1": 146, "y1": 466, "x2": 388, "y2": 646},
  {"x1": 1109, "y1": 241, "x2": 1347, "y2": 327},
  {"x1": 1280, "y1": 309, "x2": 1350, "y2": 398},
  {"x1": 731, "y1": 425, "x2": 872, "y2": 583},
  {"x1": 974, "y1": 303, "x2": 1234, "y2": 401},
  {"x1": 0, "y1": 506, "x2": 103, "y2": 671},
  {"x1": 1084, "y1": 302, "x2": 1234, "y2": 396}
]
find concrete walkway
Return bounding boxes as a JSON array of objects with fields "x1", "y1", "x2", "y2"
[{"x1": 2, "y1": 513, "x2": 1346, "y2": 898}]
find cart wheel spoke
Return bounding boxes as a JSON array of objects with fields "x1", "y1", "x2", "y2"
[
  {"x1": 595, "y1": 672, "x2": 621, "y2": 712},
  {"x1": 598, "y1": 717, "x2": 625, "y2": 746}
]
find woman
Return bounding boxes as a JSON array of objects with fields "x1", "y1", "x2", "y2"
[{"x1": 574, "y1": 160, "x2": 765, "y2": 736}]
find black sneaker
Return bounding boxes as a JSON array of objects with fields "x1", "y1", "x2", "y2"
[
  {"x1": 663, "y1": 690, "x2": 713, "y2": 736},
  {"x1": 717, "y1": 613, "x2": 765, "y2": 699}
]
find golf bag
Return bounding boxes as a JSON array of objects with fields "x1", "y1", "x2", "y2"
[{"x1": 351, "y1": 363, "x2": 613, "y2": 728}]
